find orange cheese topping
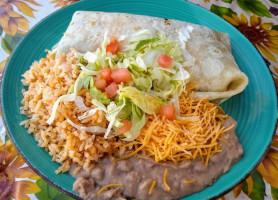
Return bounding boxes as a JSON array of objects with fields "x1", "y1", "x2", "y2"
[
  {"x1": 184, "y1": 180, "x2": 196, "y2": 184},
  {"x1": 125, "y1": 92, "x2": 233, "y2": 165},
  {"x1": 163, "y1": 168, "x2": 171, "y2": 191},
  {"x1": 149, "y1": 180, "x2": 157, "y2": 195},
  {"x1": 97, "y1": 184, "x2": 122, "y2": 195}
]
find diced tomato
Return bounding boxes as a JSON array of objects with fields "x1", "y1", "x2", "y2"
[
  {"x1": 106, "y1": 36, "x2": 119, "y2": 54},
  {"x1": 105, "y1": 82, "x2": 119, "y2": 98},
  {"x1": 95, "y1": 74, "x2": 102, "y2": 81},
  {"x1": 94, "y1": 79, "x2": 106, "y2": 90},
  {"x1": 111, "y1": 68, "x2": 131, "y2": 83},
  {"x1": 106, "y1": 79, "x2": 113, "y2": 86},
  {"x1": 100, "y1": 67, "x2": 112, "y2": 82},
  {"x1": 117, "y1": 120, "x2": 132, "y2": 135},
  {"x1": 161, "y1": 105, "x2": 175, "y2": 120},
  {"x1": 110, "y1": 36, "x2": 118, "y2": 43},
  {"x1": 157, "y1": 54, "x2": 173, "y2": 68}
]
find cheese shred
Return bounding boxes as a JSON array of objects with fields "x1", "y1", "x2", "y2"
[
  {"x1": 184, "y1": 180, "x2": 196, "y2": 184},
  {"x1": 163, "y1": 168, "x2": 171, "y2": 191},
  {"x1": 97, "y1": 184, "x2": 122, "y2": 195},
  {"x1": 125, "y1": 92, "x2": 233, "y2": 164},
  {"x1": 149, "y1": 180, "x2": 157, "y2": 195}
]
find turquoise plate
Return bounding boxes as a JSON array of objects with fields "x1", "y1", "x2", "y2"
[{"x1": 1, "y1": 0, "x2": 277, "y2": 199}]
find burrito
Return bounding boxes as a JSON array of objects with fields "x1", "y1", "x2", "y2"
[{"x1": 53, "y1": 11, "x2": 248, "y2": 102}]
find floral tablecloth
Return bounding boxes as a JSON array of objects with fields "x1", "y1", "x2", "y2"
[{"x1": 0, "y1": 0, "x2": 278, "y2": 199}]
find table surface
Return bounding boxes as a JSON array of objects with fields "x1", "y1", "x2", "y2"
[{"x1": 0, "y1": 0, "x2": 277, "y2": 200}]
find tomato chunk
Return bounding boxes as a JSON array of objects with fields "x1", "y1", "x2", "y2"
[
  {"x1": 111, "y1": 68, "x2": 131, "y2": 83},
  {"x1": 110, "y1": 36, "x2": 118, "y2": 43},
  {"x1": 95, "y1": 74, "x2": 102, "y2": 81},
  {"x1": 117, "y1": 120, "x2": 132, "y2": 135},
  {"x1": 94, "y1": 79, "x2": 106, "y2": 90},
  {"x1": 105, "y1": 82, "x2": 119, "y2": 98},
  {"x1": 161, "y1": 105, "x2": 175, "y2": 120},
  {"x1": 106, "y1": 36, "x2": 119, "y2": 54},
  {"x1": 157, "y1": 54, "x2": 173, "y2": 68},
  {"x1": 100, "y1": 67, "x2": 112, "y2": 82}
]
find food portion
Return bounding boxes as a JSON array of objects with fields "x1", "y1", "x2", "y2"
[
  {"x1": 20, "y1": 11, "x2": 247, "y2": 200},
  {"x1": 71, "y1": 118, "x2": 242, "y2": 200},
  {"x1": 53, "y1": 11, "x2": 248, "y2": 103}
]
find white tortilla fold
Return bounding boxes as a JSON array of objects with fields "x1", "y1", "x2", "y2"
[{"x1": 53, "y1": 11, "x2": 248, "y2": 102}]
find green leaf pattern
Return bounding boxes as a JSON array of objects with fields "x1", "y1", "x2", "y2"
[
  {"x1": 270, "y1": 0, "x2": 278, "y2": 4},
  {"x1": 222, "y1": 0, "x2": 234, "y2": 3},
  {"x1": 35, "y1": 179, "x2": 74, "y2": 200},
  {"x1": 271, "y1": 186, "x2": 278, "y2": 200},
  {"x1": 1, "y1": 33, "x2": 25, "y2": 54},
  {"x1": 237, "y1": 0, "x2": 272, "y2": 17},
  {"x1": 242, "y1": 171, "x2": 266, "y2": 200},
  {"x1": 210, "y1": 4, "x2": 236, "y2": 17},
  {"x1": 272, "y1": 25, "x2": 278, "y2": 30}
]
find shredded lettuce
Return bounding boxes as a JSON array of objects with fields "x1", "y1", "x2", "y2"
[
  {"x1": 130, "y1": 29, "x2": 153, "y2": 42},
  {"x1": 122, "y1": 102, "x2": 145, "y2": 141},
  {"x1": 131, "y1": 103, "x2": 142, "y2": 119},
  {"x1": 78, "y1": 108, "x2": 99, "y2": 120},
  {"x1": 91, "y1": 98, "x2": 128, "y2": 138},
  {"x1": 92, "y1": 99, "x2": 107, "y2": 112},
  {"x1": 169, "y1": 44, "x2": 183, "y2": 62},
  {"x1": 142, "y1": 48, "x2": 164, "y2": 67},
  {"x1": 83, "y1": 48, "x2": 107, "y2": 69},
  {"x1": 89, "y1": 77, "x2": 110, "y2": 105},
  {"x1": 84, "y1": 52, "x2": 98, "y2": 63},
  {"x1": 102, "y1": 30, "x2": 109, "y2": 51},
  {"x1": 67, "y1": 118, "x2": 106, "y2": 133},
  {"x1": 170, "y1": 92, "x2": 181, "y2": 116},
  {"x1": 172, "y1": 62, "x2": 190, "y2": 82},
  {"x1": 134, "y1": 36, "x2": 160, "y2": 52},
  {"x1": 151, "y1": 68, "x2": 172, "y2": 92},
  {"x1": 119, "y1": 86, "x2": 164, "y2": 114},
  {"x1": 76, "y1": 63, "x2": 99, "y2": 75},
  {"x1": 135, "y1": 54, "x2": 147, "y2": 71},
  {"x1": 75, "y1": 96, "x2": 90, "y2": 112},
  {"x1": 67, "y1": 85, "x2": 74, "y2": 94},
  {"x1": 48, "y1": 29, "x2": 194, "y2": 141},
  {"x1": 83, "y1": 76, "x2": 91, "y2": 90},
  {"x1": 158, "y1": 67, "x2": 176, "y2": 74},
  {"x1": 123, "y1": 114, "x2": 146, "y2": 141},
  {"x1": 104, "y1": 99, "x2": 126, "y2": 138},
  {"x1": 133, "y1": 76, "x2": 152, "y2": 91},
  {"x1": 47, "y1": 74, "x2": 84, "y2": 125},
  {"x1": 117, "y1": 99, "x2": 132, "y2": 121},
  {"x1": 79, "y1": 56, "x2": 86, "y2": 65}
]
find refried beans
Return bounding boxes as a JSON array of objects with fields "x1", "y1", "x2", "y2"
[{"x1": 70, "y1": 118, "x2": 243, "y2": 200}]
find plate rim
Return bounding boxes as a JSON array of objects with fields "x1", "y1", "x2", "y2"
[{"x1": 1, "y1": 0, "x2": 277, "y2": 199}]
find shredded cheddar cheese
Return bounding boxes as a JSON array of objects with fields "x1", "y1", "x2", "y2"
[
  {"x1": 97, "y1": 184, "x2": 122, "y2": 195},
  {"x1": 218, "y1": 137, "x2": 230, "y2": 146},
  {"x1": 149, "y1": 180, "x2": 157, "y2": 195},
  {"x1": 114, "y1": 122, "x2": 157, "y2": 162},
  {"x1": 124, "y1": 92, "x2": 233, "y2": 165},
  {"x1": 184, "y1": 180, "x2": 196, "y2": 184},
  {"x1": 163, "y1": 168, "x2": 171, "y2": 191}
]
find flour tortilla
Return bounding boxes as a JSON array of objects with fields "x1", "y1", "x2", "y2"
[{"x1": 53, "y1": 11, "x2": 248, "y2": 102}]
